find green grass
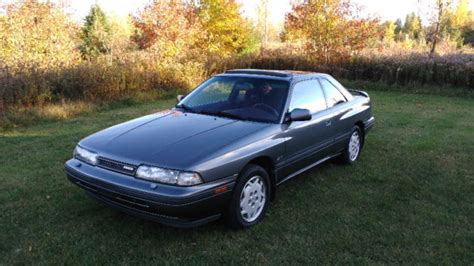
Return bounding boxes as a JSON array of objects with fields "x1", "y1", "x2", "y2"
[{"x1": 1, "y1": 90, "x2": 473, "y2": 264}]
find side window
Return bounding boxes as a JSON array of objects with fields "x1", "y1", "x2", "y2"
[
  {"x1": 288, "y1": 80, "x2": 327, "y2": 113},
  {"x1": 319, "y1": 78, "x2": 346, "y2": 108}
]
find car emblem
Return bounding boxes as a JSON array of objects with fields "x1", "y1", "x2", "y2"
[{"x1": 123, "y1": 165, "x2": 134, "y2": 171}]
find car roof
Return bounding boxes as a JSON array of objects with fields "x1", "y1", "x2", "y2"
[
  {"x1": 217, "y1": 69, "x2": 330, "y2": 81},
  {"x1": 216, "y1": 69, "x2": 353, "y2": 100}
]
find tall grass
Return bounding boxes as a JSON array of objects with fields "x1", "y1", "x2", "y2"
[
  {"x1": 0, "y1": 52, "x2": 205, "y2": 110},
  {"x1": 218, "y1": 51, "x2": 474, "y2": 88},
  {"x1": 1, "y1": 50, "x2": 472, "y2": 117}
]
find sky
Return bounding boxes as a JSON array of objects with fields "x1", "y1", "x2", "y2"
[{"x1": 63, "y1": 0, "x2": 474, "y2": 25}]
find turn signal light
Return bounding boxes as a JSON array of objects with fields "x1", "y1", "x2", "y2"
[{"x1": 214, "y1": 186, "x2": 228, "y2": 194}]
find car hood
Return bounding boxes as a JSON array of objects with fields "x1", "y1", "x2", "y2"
[{"x1": 79, "y1": 110, "x2": 270, "y2": 169}]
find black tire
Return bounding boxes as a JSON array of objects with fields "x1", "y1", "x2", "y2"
[
  {"x1": 340, "y1": 126, "x2": 363, "y2": 165},
  {"x1": 226, "y1": 164, "x2": 270, "y2": 229}
]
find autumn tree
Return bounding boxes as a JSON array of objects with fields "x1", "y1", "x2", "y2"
[
  {"x1": 105, "y1": 15, "x2": 133, "y2": 57},
  {"x1": 196, "y1": 0, "x2": 258, "y2": 57},
  {"x1": 132, "y1": 0, "x2": 201, "y2": 59},
  {"x1": 429, "y1": 0, "x2": 452, "y2": 56},
  {"x1": 0, "y1": 0, "x2": 79, "y2": 70},
  {"x1": 284, "y1": 0, "x2": 379, "y2": 63},
  {"x1": 381, "y1": 20, "x2": 396, "y2": 44},
  {"x1": 451, "y1": 0, "x2": 471, "y2": 28},
  {"x1": 446, "y1": 0, "x2": 474, "y2": 45}
]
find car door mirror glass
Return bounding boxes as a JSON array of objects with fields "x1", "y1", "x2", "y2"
[{"x1": 289, "y1": 108, "x2": 312, "y2": 122}]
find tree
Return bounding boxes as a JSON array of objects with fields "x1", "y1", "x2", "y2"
[
  {"x1": 451, "y1": 0, "x2": 470, "y2": 28},
  {"x1": 132, "y1": 0, "x2": 201, "y2": 58},
  {"x1": 403, "y1": 12, "x2": 422, "y2": 39},
  {"x1": 283, "y1": 0, "x2": 379, "y2": 63},
  {"x1": 429, "y1": 0, "x2": 452, "y2": 56},
  {"x1": 394, "y1": 18, "x2": 403, "y2": 34},
  {"x1": 108, "y1": 15, "x2": 134, "y2": 57},
  {"x1": 381, "y1": 20, "x2": 396, "y2": 44},
  {"x1": 0, "y1": 0, "x2": 79, "y2": 70},
  {"x1": 462, "y1": 20, "x2": 474, "y2": 45},
  {"x1": 393, "y1": 18, "x2": 405, "y2": 41},
  {"x1": 256, "y1": 0, "x2": 270, "y2": 49},
  {"x1": 449, "y1": 0, "x2": 474, "y2": 45},
  {"x1": 196, "y1": 0, "x2": 258, "y2": 57},
  {"x1": 80, "y1": 4, "x2": 111, "y2": 59}
]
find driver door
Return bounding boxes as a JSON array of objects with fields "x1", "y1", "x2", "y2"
[{"x1": 279, "y1": 79, "x2": 333, "y2": 180}]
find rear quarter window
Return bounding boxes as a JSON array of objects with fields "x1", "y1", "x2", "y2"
[{"x1": 319, "y1": 78, "x2": 347, "y2": 108}]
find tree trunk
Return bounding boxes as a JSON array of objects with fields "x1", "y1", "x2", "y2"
[{"x1": 430, "y1": 22, "x2": 439, "y2": 57}]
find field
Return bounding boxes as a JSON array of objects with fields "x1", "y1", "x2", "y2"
[{"x1": 1, "y1": 89, "x2": 473, "y2": 264}]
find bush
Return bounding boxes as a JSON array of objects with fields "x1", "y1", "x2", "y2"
[
  {"x1": 0, "y1": 52, "x2": 206, "y2": 109},
  {"x1": 0, "y1": 0, "x2": 472, "y2": 119},
  {"x1": 212, "y1": 51, "x2": 474, "y2": 89},
  {"x1": 1, "y1": 51, "x2": 472, "y2": 115}
]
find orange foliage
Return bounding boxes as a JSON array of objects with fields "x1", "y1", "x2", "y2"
[
  {"x1": 131, "y1": 0, "x2": 201, "y2": 58},
  {"x1": 284, "y1": 0, "x2": 379, "y2": 63},
  {"x1": 0, "y1": 0, "x2": 80, "y2": 70}
]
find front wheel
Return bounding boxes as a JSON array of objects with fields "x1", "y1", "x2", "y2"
[
  {"x1": 340, "y1": 126, "x2": 363, "y2": 164},
  {"x1": 226, "y1": 164, "x2": 270, "y2": 228}
]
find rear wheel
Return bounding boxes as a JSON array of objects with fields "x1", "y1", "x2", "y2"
[
  {"x1": 340, "y1": 126, "x2": 363, "y2": 164},
  {"x1": 226, "y1": 164, "x2": 270, "y2": 228}
]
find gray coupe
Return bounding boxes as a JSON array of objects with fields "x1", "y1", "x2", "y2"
[{"x1": 65, "y1": 69, "x2": 375, "y2": 228}]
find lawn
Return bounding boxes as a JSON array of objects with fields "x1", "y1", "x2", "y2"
[{"x1": 1, "y1": 90, "x2": 473, "y2": 264}]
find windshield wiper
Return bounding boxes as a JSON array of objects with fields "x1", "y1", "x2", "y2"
[
  {"x1": 202, "y1": 110, "x2": 246, "y2": 121},
  {"x1": 176, "y1": 103, "x2": 196, "y2": 113}
]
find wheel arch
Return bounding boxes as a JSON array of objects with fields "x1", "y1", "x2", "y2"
[
  {"x1": 355, "y1": 121, "x2": 365, "y2": 147},
  {"x1": 246, "y1": 156, "x2": 277, "y2": 200}
]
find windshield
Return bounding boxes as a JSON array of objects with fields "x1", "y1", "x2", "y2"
[{"x1": 178, "y1": 76, "x2": 289, "y2": 123}]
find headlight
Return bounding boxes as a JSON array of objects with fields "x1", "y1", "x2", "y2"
[
  {"x1": 136, "y1": 165, "x2": 203, "y2": 186},
  {"x1": 74, "y1": 146, "x2": 98, "y2": 165}
]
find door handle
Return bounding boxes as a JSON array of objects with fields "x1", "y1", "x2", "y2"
[{"x1": 325, "y1": 120, "x2": 332, "y2": 126}]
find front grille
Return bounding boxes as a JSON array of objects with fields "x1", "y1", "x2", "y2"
[{"x1": 97, "y1": 157, "x2": 137, "y2": 176}]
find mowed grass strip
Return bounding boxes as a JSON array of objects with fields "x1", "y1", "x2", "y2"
[{"x1": 0, "y1": 90, "x2": 473, "y2": 264}]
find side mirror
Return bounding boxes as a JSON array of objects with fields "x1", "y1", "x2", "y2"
[
  {"x1": 176, "y1": 95, "x2": 185, "y2": 103},
  {"x1": 288, "y1": 108, "x2": 312, "y2": 122}
]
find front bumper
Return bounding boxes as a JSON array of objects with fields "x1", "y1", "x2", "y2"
[{"x1": 64, "y1": 159, "x2": 235, "y2": 228}]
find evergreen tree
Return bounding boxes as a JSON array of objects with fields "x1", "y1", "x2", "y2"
[
  {"x1": 80, "y1": 4, "x2": 111, "y2": 59},
  {"x1": 394, "y1": 18, "x2": 403, "y2": 34},
  {"x1": 403, "y1": 12, "x2": 422, "y2": 39}
]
